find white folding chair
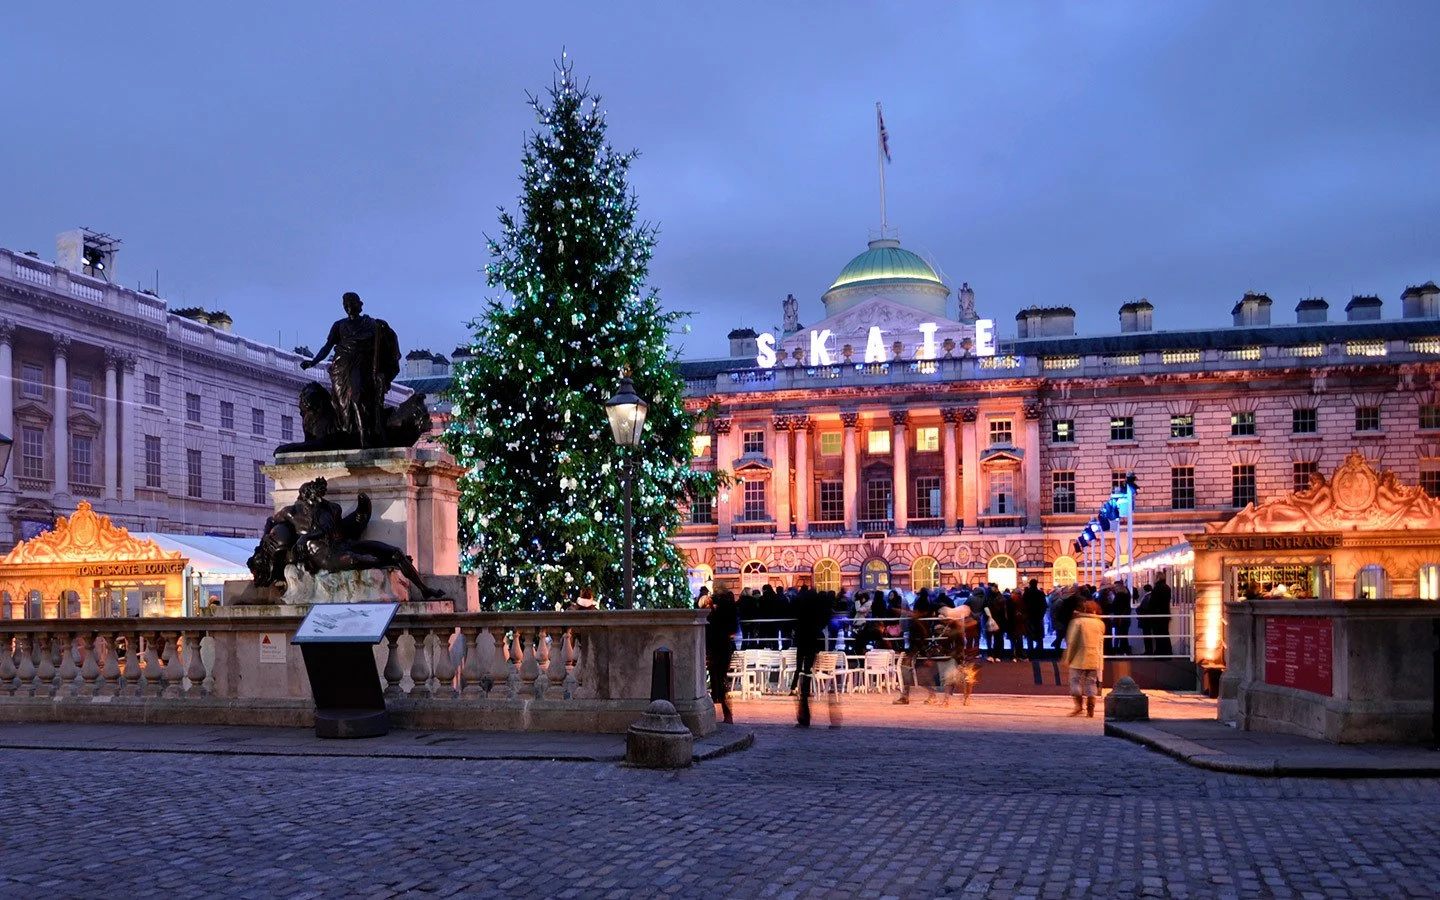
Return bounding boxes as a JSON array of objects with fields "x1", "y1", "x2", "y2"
[
  {"x1": 808, "y1": 651, "x2": 842, "y2": 695},
  {"x1": 726, "y1": 655, "x2": 757, "y2": 700},
  {"x1": 779, "y1": 647, "x2": 798, "y2": 693}
]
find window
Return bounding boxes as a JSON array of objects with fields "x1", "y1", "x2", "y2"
[
  {"x1": 1292, "y1": 408, "x2": 1317, "y2": 434},
  {"x1": 1232, "y1": 464, "x2": 1256, "y2": 508},
  {"x1": 867, "y1": 429, "x2": 890, "y2": 454},
  {"x1": 741, "y1": 429, "x2": 764, "y2": 455},
  {"x1": 690, "y1": 434, "x2": 712, "y2": 458},
  {"x1": 689, "y1": 494, "x2": 714, "y2": 524},
  {"x1": 812, "y1": 559, "x2": 841, "y2": 593},
  {"x1": 1171, "y1": 466, "x2": 1195, "y2": 510},
  {"x1": 1355, "y1": 406, "x2": 1380, "y2": 432},
  {"x1": 988, "y1": 470, "x2": 1014, "y2": 514},
  {"x1": 1170, "y1": 415, "x2": 1194, "y2": 439},
  {"x1": 1051, "y1": 419, "x2": 1074, "y2": 443},
  {"x1": 71, "y1": 375, "x2": 94, "y2": 408},
  {"x1": 865, "y1": 478, "x2": 892, "y2": 520},
  {"x1": 252, "y1": 460, "x2": 267, "y2": 505},
  {"x1": 1421, "y1": 471, "x2": 1440, "y2": 499},
  {"x1": 1230, "y1": 411, "x2": 1256, "y2": 437},
  {"x1": 1052, "y1": 556, "x2": 1078, "y2": 588},
  {"x1": 1419, "y1": 564, "x2": 1440, "y2": 600},
  {"x1": 818, "y1": 480, "x2": 844, "y2": 521},
  {"x1": 1051, "y1": 471, "x2": 1076, "y2": 514},
  {"x1": 186, "y1": 449, "x2": 202, "y2": 498},
  {"x1": 144, "y1": 374, "x2": 161, "y2": 406},
  {"x1": 988, "y1": 419, "x2": 1012, "y2": 446},
  {"x1": 915, "y1": 426, "x2": 939, "y2": 452},
  {"x1": 1110, "y1": 417, "x2": 1134, "y2": 441},
  {"x1": 218, "y1": 455, "x2": 234, "y2": 501},
  {"x1": 251, "y1": 407, "x2": 265, "y2": 436},
  {"x1": 1355, "y1": 565, "x2": 1387, "y2": 600},
  {"x1": 281, "y1": 415, "x2": 295, "y2": 442},
  {"x1": 185, "y1": 393, "x2": 201, "y2": 424},
  {"x1": 912, "y1": 476, "x2": 941, "y2": 519},
  {"x1": 819, "y1": 432, "x2": 842, "y2": 456},
  {"x1": 220, "y1": 401, "x2": 235, "y2": 431},
  {"x1": 21, "y1": 426, "x2": 44, "y2": 479},
  {"x1": 70, "y1": 435, "x2": 94, "y2": 485},
  {"x1": 1111, "y1": 471, "x2": 1129, "y2": 496},
  {"x1": 144, "y1": 436, "x2": 162, "y2": 488},
  {"x1": 912, "y1": 556, "x2": 940, "y2": 591},
  {"x1": 21, "y1": 364, "x2": 43, "y2": 398},
  {"x1": 1422, "y1": 405, "x2": 1440, "y2": 430},
  {"x1": 1294, "y1": 461, "x2": 1319, "y2": 493},
  {"x1": 742, "y1": 479, "x2": 766, "y2": 521}
]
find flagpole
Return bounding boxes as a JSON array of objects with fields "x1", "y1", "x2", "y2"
[{"x1": 876, "y1": 101, "x2": 887, "y2": 238}]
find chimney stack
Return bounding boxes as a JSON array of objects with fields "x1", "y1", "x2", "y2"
[
  {"x1": 1401, "y1": 282, "x2": 1439, "y2": 319},
  {"x1": 1119, "y1": 299, "x2": 1154, "y2": 333},
  {"x1": 1295, "y1": 298, "x2": 1329, "y2": 324},
  {"x1": 1345, "y1": 295, "x2": 1383, "y2": 321},
  {"x1": 1232, "y1": 292, "x2": 1273, "y2": 327}
]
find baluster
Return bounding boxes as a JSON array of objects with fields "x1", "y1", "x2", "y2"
[
  {"x1": 57, "y1": 631, "x2": 80, "y2": 696},
  {"x1": 160, "y1": 632, "x2": 181, "y2": 698},
  {"x1": 408, "y1": 629, "x2": 433, "y2": 699},
  {"x1": 120, "y1": 631, "x2": 141, "y2": 696},
  {"x1": 545, "y1": 629, "x2": 566, "y2": 696},
  {"x1": 183, "y1": 632, "x2": 208, "y2": 697},
  {"x1": 78, "y1": 632, "x2": 100, "y2": 697},
  {"x1": 460, "y1": 627, "x2": 484, "y2": 699},
  {"x1": 506, "y1": 629, "x2": 524, "y2": 699},
  {"x1": 33, "y1": 633, "x2": 55, "y2": 698},
  {"x1": 101, "y1": 634, "x2": 122, "y2": 696},
  {"x1": 0, "y1": 631, "x2": 15, "y2": 696},
  {"x1": 431, "y1": 628, "x2": 457, "y2": 700},
  {"x1": 142, "y1": 632, "x2": 163, "y2": 698},
  {"x1": 381, "y1": 632, "x2": 405, "y2": 698},
  {"x1": 533, "y1": 629, "x2": 553, "y2": 700},
  {"x1": 562, "y1": 629, "x2": 580, "y2": 699},
  {"x1": 488, "y1": 629, "x2": 511, "y2": 700},
  {"x1": 15, "y1": 635, "x2": 37, "y2": 696}
]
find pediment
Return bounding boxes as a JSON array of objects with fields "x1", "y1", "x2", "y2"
[
  {"x1": 1214, "y1": 450, "x2": 1440, "y2": 533},
  {"x1": 68, "y1": 410, "x2": 102, "y2": 431},
  {"x1": 981, "y1": 447, "x2": 1025, "y2": 465},
  {"x1": 1, "y1": 501, "x2": 183, "y2": 565},
  {"x1": 14, "y1": 401, "x2": 52, "y2": 425},
  {"x1": 733, "y1": 457, "x2": 773, "y2": 474}
]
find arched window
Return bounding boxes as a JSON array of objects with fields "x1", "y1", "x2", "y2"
[
  {"x1": 861, "y1": 558, "x2": 891, "y2": 591},
  {"x1": 812, "y1": 558, "x2": 841, "y2": 593},
  {"x1": 912, "y1": 556, "x2": 940, "y2": 591},
  {"x1": 686, "y1": 565, "x2": 714, "y2": 600},
  {"x1": 1355, "y1": 565, "x2": 1388, "y2": 600},
  {"x1": 741, "y1": 560, "x2": 768, "y2": 591},
  {"x1": 987, "y1": 554, "x2": 1018, "y2": 592},
  {"x1": 1052, "y1": 555, "x2": 1078, "y2": 588},
  {"x1": 1419, "y1": 564, "x2": 1440, "y2": 600}
]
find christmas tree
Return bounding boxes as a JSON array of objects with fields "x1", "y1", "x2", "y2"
[{"x1": 445, "y1": 58, "x2": 720, "y2": 610}]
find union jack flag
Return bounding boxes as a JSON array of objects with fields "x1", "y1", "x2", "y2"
[{"x1": 877, "y1": 105, "x2": 891, "y2": 163}]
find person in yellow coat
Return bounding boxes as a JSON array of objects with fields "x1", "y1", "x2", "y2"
[{"x1": 1061, "y1": 599, "x2": 1106, "y2": 718}]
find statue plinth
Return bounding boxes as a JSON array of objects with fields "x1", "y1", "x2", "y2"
[{"x1": 264, "y1": 447, "x2": 464, "y2": 579}]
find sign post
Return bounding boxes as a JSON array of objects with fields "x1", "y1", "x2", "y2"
[{"x1": 292, "y1": 602, "x2": 400, "y2": 739}]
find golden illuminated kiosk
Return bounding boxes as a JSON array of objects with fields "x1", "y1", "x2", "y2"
[{"x1": 0, "y1": 502, "x2": 187, "y2": 618}]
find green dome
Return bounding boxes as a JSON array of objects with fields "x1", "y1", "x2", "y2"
[{"x1": 827, "y1": 238, "x2": 944, "y2": 292}]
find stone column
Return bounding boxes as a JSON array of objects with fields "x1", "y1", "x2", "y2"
[
  {"x1": 53, "y1": 335, "x2": 70, "y2": 496},
  {"x1": 941, "y1": 407, "x2": 960, "y2": 531},
  {"x1": 793, "y1": 417, "x2": 811, "y2": 537},
  {"x1": 1023, "y1": 402, "x2": 1043, "y2": 529},
  {"x1": 120, "y1": 353, "x2": 137, "y2": 501},
  {"x1": 891, "y1": 410, "x2": 909, "y2": 532},
  {"x1": 771, "y1": 415, "x2": 791, "y2": 535},
  {"x1": 960, "y1": 407, "x2": 979, "y2": 529},
  {"x1": 841, "y1": 411, "x2": 859, "y2": 535},
  {"x1": 103, "y1": 349, "x2": 120, "y2": 499},
  {"x1": 0, "y1": 321, "x2": 13, "y2": 479},
  {"x1": 714, "y1": 417, "x2": 733, "y2": 540}
]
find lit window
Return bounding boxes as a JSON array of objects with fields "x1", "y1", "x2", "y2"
[
  {"x1": 690, "y1": 434, "x2": 712, "y2": 458},
  {"x1": 988, "y1": 419, "x2": 1012, "y2": 446},
  {"x1": 1355, "y1": 406, "x2": 1381, "y2": 432},
  {"x1": 221, "y1": 455, "x2": 236, "y2": 502},
  {"x1": 21, "y1": 364, "x2": 44, "y2": 399},
  {"x1": 1052, "y1": 556, "x2": 1078, "y2": 587},
  {"x1": 1418, "y1": 564, "x2": 1440, "y2": 600},
  {"x1": 1232, "y1": 464, "x2": 1256, "y2": 508},
  {"x1": 742, "y1": 479, "x2": 766, "y2": 521},
  {"x1": 912, "y1": 476, "x2": 941, "y2": 519},
  {"x1": 818, "y1": 481, "x2": 844, "y2": 521},
  {"x1": 1171, "y1": 466, "x2": 1195, "y2": 510},
  {"x1": 819, "y1": 432, "x2": 842, "y2": 456},
  {"x1": 912, "y1": 556, "x2": 940, "y2": 591},
  {"x1": 867, "y1": 429, "x2": 891, "y2": 454},
  {"x1": 1230, "y1": 411, "x2": 1256, "y2": 437},
  {"x1": 1052, "y1": 471, "x2": 1076, "y2": 514},
  {"x1": 1051, "y1": 419, "x2": 1074, "y2": 443},
  {"x1": 812, "y1": 559, "x2": 840, "y2": 593},
  {"x1": 915, "y1": 426, "x2": 939, "y2": 452},
  {"x1": 1292, "y1": 408, "x2": 1317, "y2": 434},
  {"x1": 1294, "y1": 461, "x2": 1319, "y2": 493},
  {"x1": 1355, "y1": 565, "x2": 1387, "y2": 599},
  {"x1": 865, "y1": 478, "x2": 892, "y2": 520},
  {"x1": 1170, "y1": 415, "x2": 1194, "y2": 439},
  {"x1": 1110, "y1": 417, "x2": 1134, "y2": 441}
]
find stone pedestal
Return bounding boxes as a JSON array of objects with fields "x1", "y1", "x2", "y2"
[
  {"x1": 284, "y1": 566, "x2": 408, "y2": 603},
  {"x1": 625, "y1": 700, "x2": 694, "y2": 768},
  {"x1": 1104, "y1": 676, "x2": 1150, "y2": 721}
]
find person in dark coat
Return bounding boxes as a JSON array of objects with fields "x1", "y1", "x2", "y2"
[
  {"x1": 1007, "y1": 588, "x2": 1029, "y2": 661},
  {"x1": 1021, "y1": 579, "x2": 1048, "y2": 657},
  {"x1": 1108, "y1": 582, "x2": 1132, "y2": 656},
  {"x1": 1144, "y1": 573, "x2": 1174, "y2": 655},
  {"x1": 704, "y1": 590, "x2": 739, "y2": 724},
  {"x1": 793, "y1": 587, "x2": 833, "y2": 727}
]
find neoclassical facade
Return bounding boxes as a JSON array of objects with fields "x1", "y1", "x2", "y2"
[
  {"x1": 676, "y1": 236, "x2": 1440, "y2": 600},
  {"x1": 0, "y1": 237, "x2": 325, "y2": 546}
]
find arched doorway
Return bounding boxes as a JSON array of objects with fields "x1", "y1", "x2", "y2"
[
  {"x1": 812, "y1": 558, "x2": 840, "y2": 593},
  {"x1": 987, "y1": 554, "x2": 1018, "y2": 591},
  {"x1": 740, "y1": 560, "x2": 768, "y2": 592},
  {"x1": 911, "y1": 556, "x2": 939, "y2": 591},
  {"x1": 1052, "y1": 555, "x2": 1078, "y2": 588},
  {"x1": 861, "y1": 558, "x2": 891, "y2": 592}
]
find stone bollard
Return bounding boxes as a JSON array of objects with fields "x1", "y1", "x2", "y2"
[
  {"x1": 625, "y1": 699, "x2": 694, "y2": 768},
  {"x1": 1104, "y1": 676, "x2": 1150, "y2": 722}
]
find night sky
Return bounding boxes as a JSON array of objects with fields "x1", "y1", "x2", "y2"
[{"x1": 4, "y1": 2, "x2": 1437, "y2": 360}]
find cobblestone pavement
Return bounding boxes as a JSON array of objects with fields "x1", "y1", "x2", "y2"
[{"x1": 3, "y1": 694, "x2": 1438, "y2": 899}]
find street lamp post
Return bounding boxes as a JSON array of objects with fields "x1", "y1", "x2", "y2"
[{"x1": 605, "y1": 376, "x2": 648, "y2": 610}]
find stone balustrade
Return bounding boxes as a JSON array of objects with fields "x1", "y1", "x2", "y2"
[{"x1": 0, "y1": 610, "x2": 715, "y2": 735}]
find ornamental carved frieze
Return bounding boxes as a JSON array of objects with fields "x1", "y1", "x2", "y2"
[
  {"x1": 1, "y1": 501, "x2": 183, "y2": 565},
  {"x1": 1213, "y1": 450, "x2": 1440, "y2": 534}
]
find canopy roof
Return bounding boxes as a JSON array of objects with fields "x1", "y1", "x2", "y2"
[{"x1": 130, "y1": 533, "x2": 255, "y2": 579}]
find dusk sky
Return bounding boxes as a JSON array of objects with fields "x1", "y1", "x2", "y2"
[{"x1": 4, "y1": 2, "x2": 1437, "y2": 360}]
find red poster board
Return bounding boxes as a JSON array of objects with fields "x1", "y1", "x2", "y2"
[{"x1": 1263, "y1": 616, "x2": 1333, "y2": 696}]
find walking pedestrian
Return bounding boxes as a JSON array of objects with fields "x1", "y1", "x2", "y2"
[
  {"x1": 1022, "y1": 579, "x2": 1047, "y2": 657},
  {"x1": 893, "y1": 595, "x2": 937, "y2": 704},
  {"x1": 1061, "y1": 599, "x2": 1106, "y2": 718},
  {"x1": 705, "y1": 589, "x2": 739, "y2": 724},
  {"x1": 1145, "y1": 573, "x2": 1174, "y2": 656},
  {"x1": 792, "y1": 587, "x2": 831, "y2": 727}
]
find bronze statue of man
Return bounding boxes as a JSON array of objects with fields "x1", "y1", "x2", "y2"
[{"x1": 300, "y1": 292, "x2": 400, "y2": 447}]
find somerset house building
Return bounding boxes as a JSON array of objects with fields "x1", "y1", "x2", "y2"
[{"x1": 675, "y1": 235, "x2": 1440, "y2": 602}]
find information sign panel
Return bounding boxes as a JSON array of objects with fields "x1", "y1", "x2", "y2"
[
  {"x1": 292, "y1": 603, "x2": 400, "y2": 645},
  {"x1": 1263, "y1": 616, "x2": 1333, "y2": 696}
]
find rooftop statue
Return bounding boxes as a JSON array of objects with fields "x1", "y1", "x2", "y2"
[{"x1": 247, "y1": 477, "x2": 443, "y2": 599}]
